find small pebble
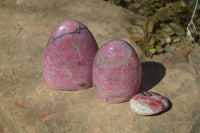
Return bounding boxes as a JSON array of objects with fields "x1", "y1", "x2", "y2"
[{"x1": 130, "y1": 92, "x2": 169, "y2": 115}]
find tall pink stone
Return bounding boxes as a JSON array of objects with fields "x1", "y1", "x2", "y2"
[
  {"x1": 42, "y1": 20, "x2": 98, "y2": 90},
  {"x1": 92, "y1": 40, "x2": 141, "y2": 103}
]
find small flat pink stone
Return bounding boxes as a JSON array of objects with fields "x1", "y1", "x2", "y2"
[{"x1": 130, "y1": 92, "x2": 169, "y2": 115}]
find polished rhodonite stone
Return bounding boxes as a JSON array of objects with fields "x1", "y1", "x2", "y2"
[
  {"x1": 42, "y1": 20, "x2": 98, "y2": 90},
  {"x1": 130, "y1": 92, "x2": 169, "y2": 115},
  {"x1": 92, "y1": 40, "x2": 141, "y2": 103}
]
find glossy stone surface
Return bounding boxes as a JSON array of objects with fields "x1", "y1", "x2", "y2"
[
  {"x1": 130, "y1": 92, "x2": 169, "y2": 115},
  {"x1": 93, "y1": 40, "x2": 141, "y2": 103},
  {"x1": 1, "y1": 0, "x2": 200, "y2": 132},
  {"x1": 42, "y1": 20, "x2": 98, "y2": 90}
]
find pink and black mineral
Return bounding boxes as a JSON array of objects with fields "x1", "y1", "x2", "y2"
[
  {"x1": 130, "y1": 92, "x2": 170, "y2": 115},
  {"x1": 92, "y1": 40, "x2": 141, "y2": 103},
  {"x1": 42, "y1": 20, "x2": 98, "y2": 90}
]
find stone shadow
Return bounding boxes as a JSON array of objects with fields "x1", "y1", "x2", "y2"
[
  {"x1": 138, "y1": 62, "x2": 172, "y2": 115},
  {"x1": 139, "y1": 61, "x2": 166, "y2": 93}
]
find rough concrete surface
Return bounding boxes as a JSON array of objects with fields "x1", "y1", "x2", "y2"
[{"x1": 0, "y1": 0, "x2": 200, "y2": 133}]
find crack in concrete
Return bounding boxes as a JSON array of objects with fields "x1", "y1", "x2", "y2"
[{"x1": 51, "y1": 25, "x2": 87, "y2": 43}]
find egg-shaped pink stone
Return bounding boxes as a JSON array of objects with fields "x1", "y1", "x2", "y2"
[
  {"x1": 42, "y1": 20, "x2": 98, "y2": 90},
  {"x1": 92, "y1": 40, "x2": 141, "y2": 103},
  {"x1": 130, "y1": 92, "x2": 169, "y2": 115}
]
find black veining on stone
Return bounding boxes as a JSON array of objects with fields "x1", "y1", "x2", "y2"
[
  {"x1": 78, "y1": 83, "x2": 86, "y2": 87},
  {"x1": 51, "y1": 25, "x2": 87, "y2": 43},
  {"x1": 146, "y1": 92, "x2": 153, "y2": 96},
  {"x1": 161, "y1": 104, "x2": 164, "y2": 109},
  {"x1": 161, "y1": 96, "x2": 165, "y2": 99},
  {"x1": 106, "y1": 97, "x2": 109, "y2": 102},
  {"x1": 94, "y1": 84, "x2": 98, "y2": 90},
  {"x1": 141, "y1": 92, "x2": 146, "y2": 96}
]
